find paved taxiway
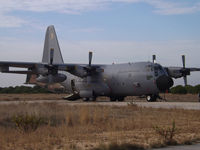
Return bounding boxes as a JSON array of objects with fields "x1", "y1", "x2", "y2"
[
  {"x1": 1, "y1": 100, "x2": 200, "y2": 110},
  {"x1": 152, "y1": 143, "x2": 200, "y2": 150}
]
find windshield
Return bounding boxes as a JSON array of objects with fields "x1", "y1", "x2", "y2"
[{"x1": 154, "y1": 64, "x2": 166, "y2": 77}]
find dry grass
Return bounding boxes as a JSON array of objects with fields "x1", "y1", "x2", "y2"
[
  {"x1": 0, "y1": 93, "x2": 66, "y2": 101},
  {"x1": 0, "y1": 101, "x2": 200, "y2": 150},
  {"x1": 0, "y1": 93, "x2": 199, "y2": 102}
]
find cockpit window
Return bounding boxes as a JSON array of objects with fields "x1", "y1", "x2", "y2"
[
  {"x1": 154, "y1": 66, "x2": 158, "y2": 76},
  {"x1": 154, "y1": 65, "x2": 166, "y2": 76},
  {"x1": 146, "y1": 65, "x2": 153, "y2": 72}
]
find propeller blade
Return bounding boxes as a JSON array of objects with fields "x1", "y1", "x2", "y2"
[
  {"x1": 152, "y1": 55, "x2": 156, "y2": 63},
  {"x1": 50, "y1": 48, "x2": 54, "y2": 65},
  {"x1": 89, "y1": 51, "x2": 93, "y2": 67},
  {"x1": 182, "y1": 55, "x2": 185, "y2": 68},
  {"x1": 183, "y1": 76, "x2": 187, "y2": 86}
]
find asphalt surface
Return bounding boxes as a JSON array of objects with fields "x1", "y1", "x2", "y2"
[
  {"x1": 152, "y1": 143, "x2": 200, "y2": 150},
  {"x1": 1, "y1": 100, "x2": 200, "y2": 110}
]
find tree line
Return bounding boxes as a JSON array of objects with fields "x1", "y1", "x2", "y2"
[
  {"x1": 0, "y1": 85, "x2": 200, "y2": 94},
  {"x1": 0, "y1": 86, "x2": 50, "y2": 94},
  {"x1": 170, "y1": 85, "x2": 200, "y2": 94}
]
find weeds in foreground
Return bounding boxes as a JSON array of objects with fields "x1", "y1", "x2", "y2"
[
  {"x1": 0, "y1": 103, "x2": 200, "y2": 150},
  {"x1": 154, "y1": 120, "x2": 178, "y2": 145}
]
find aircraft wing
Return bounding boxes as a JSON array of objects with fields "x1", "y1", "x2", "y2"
[
  {"x1": 0, "y1": 61, "x2": 37, "y2": 68},
  {"x1": 165, "y1": 67, "x2": 200, "y2": 79},
  {"x1": 0, "y1": 61, "x2": 38, "y2": 74},
  {"x1": 164, "y1": 66, "x2": 200, "y2": 86},
  {"x1": 0, "y1": 61, "x2": 104, "y2": 77},
  {"x1": 57, "y1": 63, "x2": 104, "y2": 77},
  {"x1": 163, "y1": 55, "x2": 200, "y2": 86}
]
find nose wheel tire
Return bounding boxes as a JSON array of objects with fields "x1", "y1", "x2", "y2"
[{"x1": 146, "y1": 95, "x2": 157, "y2": 102}]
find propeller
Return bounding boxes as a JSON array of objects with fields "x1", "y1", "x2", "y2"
[
  {"x1": 89, "y1": 51, "x2": 92, "y2": 67},
  {"x1": 182, "y1": 55, "x2": 185, "y2": 69},
  {"x1": 181, "y1": 55, "x2": 190, "y2": 86},
  {"x1": 152, "y1": 55, "x2": 156, "y2": 63},
  {"x1": 182, "y1": 55, "x2": 187, "y2": 86},
  {"x1": 82, "y1": 51, "x2": 103, "y2": 77},
  {"x1": 44, "y1": 48, "x2": 58, "y2": 83}
]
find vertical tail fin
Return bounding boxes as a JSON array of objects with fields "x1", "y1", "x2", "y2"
[{"x1": 42, "y1": 25, "x2": 64, "y2": 64}]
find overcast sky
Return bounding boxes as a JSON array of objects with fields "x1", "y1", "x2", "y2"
[{"x1": 0, "y1": 0, "x2": 200, "y2": 87}]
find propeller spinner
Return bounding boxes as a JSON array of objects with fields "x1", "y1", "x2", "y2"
[
  {"x1": 43, "y1": 48, "x2": 59, "y2": 83},
  {"x1": 181, "y1": 55, "x2": 190, "y2": 86},
  {"x1": 152, "y1": 55, "x2": 156, "y2": 63},
  {"x1": 89, "y1": 51, "x2": 92, "y2": 67}
]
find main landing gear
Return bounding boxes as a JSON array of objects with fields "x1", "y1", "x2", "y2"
[
  {"x1": 110, "y1": 96, "x2": 125, "y2": 102},
  {"x1": 83, "y1": 97, "x2": 96, "y2": 102}
]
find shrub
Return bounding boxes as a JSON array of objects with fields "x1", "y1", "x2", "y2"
[
  {"x1": 12, "y1": 114, "x2": 46, "y2": 133},
  {"x1": 185, "y1": 85, "x2": 195, "y2": 94},
  {"x1": 170, "y1": 85, "x2": 187, "y2": 94},
  {"x1": 170, "y1": 84, "x2": 200, "y2": 94},
  {"x1": 0, "y1": 85, "x2": 51, "y2": 94},
  {"x1": 154, "y1": 120, "x2": 177, "y2": 145},
  {"x1": 194, "y1": 85, "x2": 200, "y2": 93}
]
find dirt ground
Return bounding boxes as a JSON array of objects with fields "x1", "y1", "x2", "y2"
[{"x1": 0, "y1": 93, "x2": 200, "y2": 150}]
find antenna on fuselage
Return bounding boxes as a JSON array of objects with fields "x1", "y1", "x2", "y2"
[{"x1": 152, "y1": 55, "x2": 156, "y2": 63}]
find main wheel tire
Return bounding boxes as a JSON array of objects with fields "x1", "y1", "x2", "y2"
[
  {"x1": 118, "y1": 97, "x2": 125, "y2": 102},
  {"x1": 89, "y1": 97, "x2": 96, "y2": 101},
  {"x1": 110, "y1": 97, "x2": 117, "y2": 101},
  {"x1": 83, "y1": 98, "x2": 89, "y2": 102},
  {"x1": 146, "y1": 95, "x2": 157, "y2": 102}
]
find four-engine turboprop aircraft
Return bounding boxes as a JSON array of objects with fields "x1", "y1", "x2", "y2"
[{"x1": 0, "y1": 25, "x2": 200, "y2": 102}]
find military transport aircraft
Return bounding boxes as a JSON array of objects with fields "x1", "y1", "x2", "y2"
[{"x1": 0, "y1": 25, "x2": 200, "y2": 102}]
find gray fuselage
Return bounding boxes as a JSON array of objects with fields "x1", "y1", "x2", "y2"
[{"x1": 60, "y1": 62, "x2": 169, "y2": 98}]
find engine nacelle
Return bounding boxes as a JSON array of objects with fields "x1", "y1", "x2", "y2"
[
  {"x1": 36, "y1": 67, "x2": 48, "y2": 75},
  {"x1": 0, "y1": 66, "x2": 9, "y2": 72},
  {"x1": 36, "y1": 73, "x2": 67, "y2": 83},
  {"x1": 166, "y1": 67, "x2": 190, "y2": 79},
  {"x1": 70, "y1": 66, "x2": 88, "y2": 77}
]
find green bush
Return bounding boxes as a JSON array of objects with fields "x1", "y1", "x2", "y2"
[
  {"x1": 170, "y1": 85, "x2": 187, "y2": 94},
  {"x1": 12, "y1": 114, "x2": 46, "y2": 133},
  {"x1": 0, "y1": 85, "x2": 50, "y2": 94},
  {"x1": 170, "y1": 84, "x2": 200, "y2": 94},
  {"x1": 194, "y1": 85, "x2": 200, "y2": 93},
  {"x1": 185, "y1": 85, "x2": 196, "y2": 94}
]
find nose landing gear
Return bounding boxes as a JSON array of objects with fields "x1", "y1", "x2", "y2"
[
  {"x1": 146, "y1": 95, "x2": 157, "y2": 102},
  {"x1": 146, "y1": 94, "x2": 165, "y2": 102}
]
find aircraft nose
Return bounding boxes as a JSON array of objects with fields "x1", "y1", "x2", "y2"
[{"x1": 156, "y1": 75, "x2": 174, "y2": 92}]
